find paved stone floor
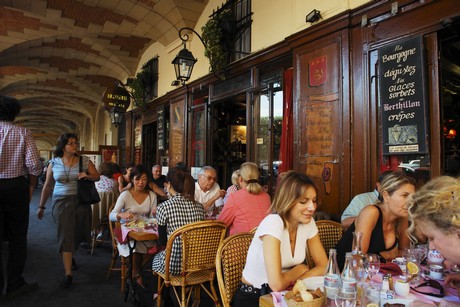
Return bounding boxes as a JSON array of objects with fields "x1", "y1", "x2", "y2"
[{"x1": 1, "y1": 190, "x2": 131, "y2": 307}]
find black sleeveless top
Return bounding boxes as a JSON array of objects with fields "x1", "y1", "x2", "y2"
[{"x1": 335, "y1": 205, "x2": 398, "y2": 270}]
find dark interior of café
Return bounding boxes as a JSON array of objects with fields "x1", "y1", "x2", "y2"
[{"x1": 440, "y1": 17, "x2": 460, "y2": 176}]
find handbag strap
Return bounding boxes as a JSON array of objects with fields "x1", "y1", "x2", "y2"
[{"x1": 79, "y1": 156, "x2": 83, "y2": 173}]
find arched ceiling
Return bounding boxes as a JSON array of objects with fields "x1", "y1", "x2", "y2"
[{"x1": 0, "y1": 0, "x2": 208, "y2": 149}]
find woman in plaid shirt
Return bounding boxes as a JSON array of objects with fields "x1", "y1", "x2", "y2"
[{"x1": 152, "y1": 166, "x2": 206, "y2": 275}]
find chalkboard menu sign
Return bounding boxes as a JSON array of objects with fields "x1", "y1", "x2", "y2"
[
  {"x1": 157, "y1": 105, "x2": 164, "y2": 150},
  {"x1": 378, "y1": 36, "x2": 427, "y2": 154}
]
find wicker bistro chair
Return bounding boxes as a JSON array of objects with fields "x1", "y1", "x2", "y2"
[
  {"x1": 91, "y1": 190, "x2": 118, "y2": 255},
  {"x1": 107, "y1": 203, "x2": 128, "y2": 293},
  {"x1": 216, "y1": 232, "x2": 254, "y2": 307},
  {"x1": 306, "y1": 220, "x2": 345, "y2": 268},
  {"x1": 154, "y1": 220, "x2": 227, "y2": 307}
]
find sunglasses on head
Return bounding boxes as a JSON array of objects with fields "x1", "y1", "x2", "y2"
[{"x1": 411, "y1": 279, "x2": 445, "y2": 298}]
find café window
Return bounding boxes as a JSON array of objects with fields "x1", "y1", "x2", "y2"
[{"x1": 210, "y1": 0, "x2": 252, "y2": 63}]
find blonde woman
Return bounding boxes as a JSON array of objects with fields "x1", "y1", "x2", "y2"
[
  {"x1": 232, "y1": 171, "x2": 327, "y2": 306},
  {"x1": 223, "y1": 169, "x2": 240, "y2": 204},
  {"x1": 335, "y1": 172, "x2": 416, "y2": 270},
  {"x1": 218, "y1": 162, "x2": 270, "y2": 235},
  {"x1": 408, "y1": 176, "x2": 460, "y2": 300}
]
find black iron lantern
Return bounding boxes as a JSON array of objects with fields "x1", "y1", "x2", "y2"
[
  {"x1": 102, "y1": 82, "x2": 131, "y2": 128},
  {"x1": 109, "y1": 107, "x2": 124, "y2": 128},
  {"x1": 172, "y1": 44, "x2": 197, "y2": 85}
]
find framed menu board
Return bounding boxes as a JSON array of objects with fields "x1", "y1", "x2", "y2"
[
  {"x1": 378, "y1": 36, "x2": 428, "y2": 154},
  {"x1": 169, "y1": 100, "x2": 185, "y2": 166}
]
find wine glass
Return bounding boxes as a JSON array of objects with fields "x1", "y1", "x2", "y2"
[{"x1": 365, "y1": 253, "x2": 380, "y2": 284}]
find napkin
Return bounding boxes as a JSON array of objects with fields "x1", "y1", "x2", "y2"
[
  {"x1": 379, "y1": 262, "x2": 403, "y2": 276},
  {"x1": 270, "y1": 292, "x2": 287, "y2": 307}
]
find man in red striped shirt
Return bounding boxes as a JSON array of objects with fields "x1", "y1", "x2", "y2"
[{"x1": 0, "y1": 95, "x2": 42, "y2": 297}]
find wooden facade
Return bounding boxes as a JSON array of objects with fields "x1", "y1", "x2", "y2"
[{"x1": 125, "y1": 0, "x2": 460, "y2": 217}]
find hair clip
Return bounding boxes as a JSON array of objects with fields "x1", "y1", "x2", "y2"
[{"x1": 410, "y1": 279, "x2": 445, "y2": 298}]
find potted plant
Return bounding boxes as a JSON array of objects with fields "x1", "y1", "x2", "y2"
[
  {"x1": 201, "y1": 9, "x2": 236, "y2": 79},
  {"x1": 127, "y1": 72, "x2": 146, "y2": 108},
  {"x1": 127, "y1": 57, "x2": 158, "y2": 107}
]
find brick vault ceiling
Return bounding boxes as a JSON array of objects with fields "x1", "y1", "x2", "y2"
[{"x1": 0, "y1": 0, "x2": 208, "y2": 147}]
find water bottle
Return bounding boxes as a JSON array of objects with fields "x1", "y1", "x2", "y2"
[
  {"x1": 324, "y1": 249, "x2": 341, "y2": 306},
  {"x1": 336, "y1": 252, "x2": 357, "y2": 307}
]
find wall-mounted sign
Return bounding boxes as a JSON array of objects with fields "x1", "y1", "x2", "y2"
[
  {"x1": 378, "y1": 36, "x2": 428, "y2": 155},
  {"x1": 157, "y1": 105, "x2": 164, "y2": 150},
  {"x1": 102, "y1": 85, "x2": 131, "y2": 111}
]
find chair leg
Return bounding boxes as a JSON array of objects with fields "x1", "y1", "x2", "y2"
[
  {"x1": 209, "y1": 281, "x2": 221, "y2": 307},
  {"x1": 156, "y1": 274, "x2": 163, "y2": 307},
  {"x1": 106, "y1": 248, "x2": 119, "y2": 280},
  {"x1": 121, "y1": 257, "x2": 126, "y2": 294},
  {"x1": 181, "y1": 286, "x2": 186, "y2": 307},
  {"x1": 191, "y1": 287, "x2": 201, "y2": 307}
]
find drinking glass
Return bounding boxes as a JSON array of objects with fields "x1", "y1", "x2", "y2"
[
  {"x1": 414, "y1": 244, "x2": 428, "y2": 264},
  {"x1": 335, "y1": 288, "x2": 357, "y2": 307},
  {"x1": 364, "y1": 284, "x2": 381, "y2": 306},
  {"x1": 365, "y1": 253, "x2": 380, "y2": 284},
  {"x1": 403, "y1": 248, "x2": 420, "y2": 285}
]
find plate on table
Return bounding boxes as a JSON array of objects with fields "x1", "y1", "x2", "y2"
[
  {"x1": 124, "y1": 220, "x2": 146, "y2": 229},
  {"x1": 381, "y1": 297, "x2": 414, "y2": 307},
  {"x1": 302, "y1": 276, "x2": 324, "y2": 291},
  {"x1": 421, "y1": 272, "x2": 444, "y2": 281}
]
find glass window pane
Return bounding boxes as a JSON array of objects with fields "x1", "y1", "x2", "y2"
[{"x1": 191, "y1": 105, "x2": 206, "y2": 167}]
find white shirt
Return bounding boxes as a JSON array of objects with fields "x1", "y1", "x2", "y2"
[
  {"x1": 194, "y1": 181, "x2": 224, "y2": 213},
  {"x1": 242, "y1": 214, "x2": 318, "y2": 288}
]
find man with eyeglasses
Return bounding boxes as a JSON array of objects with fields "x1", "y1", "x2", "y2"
[
  {"x1": 195, "y1": 166, "x2": 226, "y2": 217},
  {"x1": 0, "y1": 95, "x2": 42, "y2": 297}
]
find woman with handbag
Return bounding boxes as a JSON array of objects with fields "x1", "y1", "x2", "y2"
[{"x1": 37, "y1": 133, "x2": 100, "y2": 288}]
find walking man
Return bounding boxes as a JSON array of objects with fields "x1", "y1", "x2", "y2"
[{"x1": 0, "y1": 95, "x2": 42, "y2": 297}]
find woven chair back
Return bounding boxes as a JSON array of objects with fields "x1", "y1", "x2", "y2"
[
  {"x1": 216, "y1": 232, "x2": 254, "y2": 307},
  {"x1": 307, "y1": 220, "x2": 345, "y2": 268},
  {"x1": 164, "y1": 220, "x2": 227, "y2": 279}
]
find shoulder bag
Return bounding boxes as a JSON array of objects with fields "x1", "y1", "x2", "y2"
[{"x1": 77, "y1": 156, "x2": 101, "y2": 205}]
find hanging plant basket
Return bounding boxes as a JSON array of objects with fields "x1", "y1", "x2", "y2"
[
  {"x1": 201, "y1": 9, "x2": 236, "y2": 79},
  {"x1": 127, "y1": 57, "x2": 158, "y2": 108},
  {"x1": 128, "y1": 72, "x2": 146, "y2": 108}
]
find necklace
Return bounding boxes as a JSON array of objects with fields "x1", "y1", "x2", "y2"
[{"x1": 63, "y1": 156, "x2": 74, "y2": 183}]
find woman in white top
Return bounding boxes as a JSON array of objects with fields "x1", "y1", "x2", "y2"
[
  {"x1": 110, "y1": 164, "x2": 157, "y2": 288},
  {"x1": 233, "y1": 171, "x2": 328, "y2": 306}
]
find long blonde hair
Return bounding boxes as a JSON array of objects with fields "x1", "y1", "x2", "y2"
[{"x1": 408, "y1": 176, "x2": 460, "y2": 240}]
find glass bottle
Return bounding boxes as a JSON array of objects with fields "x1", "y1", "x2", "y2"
[
  {"x1": 324, "y1": 249, "x2": 341, "y2": 306},
  {"x1": 341, "y1": 252, "x2": 357, "y2": 293},
  {"x1": 351, "y1": 232, "x2": 363, "y2": 255},
  {"x1": 336, "y1": 252, "x2": 357, "y2": 307},
  {"x1": 350, "y1": 232, "x2": 366, "y2": 283}
]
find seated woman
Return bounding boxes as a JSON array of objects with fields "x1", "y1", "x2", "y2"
[
  {"x1": 109, "y1": 164, "x2": 157, "y2": 287},
  {"x1": 223, "y1": 169, "x2": 240, "y2": 204},
  {"x1": 152, "y1": 166, "x2": 206, "y2": 275},
  {"x1": 335, "y1": 171, "x2": 416, "y2": 270},
  {"x1": 218, "y1": 162, "x2": 271, "y2": 235},
  {"x1": 233, "y1": 171, "x2": 327, "y2": 306},
  {"x1": 93, "y1": 162, "x2": 119, "y2": 239},
  {"x1": 118, "y1": 162, "x2": 135, "y2": 194},
  {"x1": 408, "y1": 176, "x2": 460, "y2": 300}
]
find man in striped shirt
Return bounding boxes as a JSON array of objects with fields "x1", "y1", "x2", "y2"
[{"x1": 0, "y1": 95, "x2": 42, "y2": 297}]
